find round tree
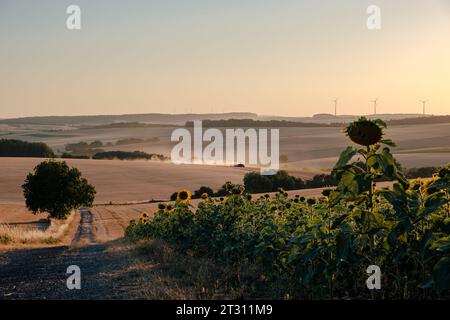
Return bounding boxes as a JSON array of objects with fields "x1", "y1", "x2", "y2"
[{"x1": 22, "y1": 160, "x2": 96, "y2": 219}]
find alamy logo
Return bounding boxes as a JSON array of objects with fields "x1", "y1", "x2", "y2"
[
  {"x1": 367, "y1": 5, "x2": 381, "y2": 30},
  {"x1": 66, "y1": 265, "x2": 81, "y2": 290},
  {"x1": 66, "y1": 5, "x2": 81, "y2": 30},
  {"x1": 171, "y1": 121, "x2": 279, "y2": 175},
  {"x1": 366, "y1": 265, "x2": 381, "y2": 290}
]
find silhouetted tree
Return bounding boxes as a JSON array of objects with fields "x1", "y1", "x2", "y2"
[{"x1": 22, "y1": 160, "x2": 96, "y2": 219}]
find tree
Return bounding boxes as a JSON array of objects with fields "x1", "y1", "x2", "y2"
[
  {"x1": 0, "y1": 139, "x2": 54, "y2": 158},
  {"x1": 244, "y1": 172, "x2": 273, "y2": 193},
  {"x1": 22, "y1": 160, "x2": 96, "y2": 219}
]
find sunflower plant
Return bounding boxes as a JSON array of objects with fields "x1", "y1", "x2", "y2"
[{"x1": 125, "y1": 118, "x2": 450, "y2": 299}]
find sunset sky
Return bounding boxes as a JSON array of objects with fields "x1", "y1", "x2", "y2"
[{"x1": 1, "y1": 0, "x2": 449, "y2": 118}]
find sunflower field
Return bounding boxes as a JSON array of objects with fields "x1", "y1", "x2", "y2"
[{"x1": 126, "y1": 118, "x2": 450, "y2": 299}]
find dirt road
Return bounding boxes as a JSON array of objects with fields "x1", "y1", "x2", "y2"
[{"x1": 0, "y1": 209, "x2": 139, "y2": 299}]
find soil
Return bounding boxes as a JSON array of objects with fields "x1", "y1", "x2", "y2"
[{"x1": 0, "y1": 209, "x2": 137, "y2": 299}]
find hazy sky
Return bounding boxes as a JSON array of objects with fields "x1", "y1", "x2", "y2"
[{"x1": 1, "y1": 0, "x2": 449, "y2": 118}]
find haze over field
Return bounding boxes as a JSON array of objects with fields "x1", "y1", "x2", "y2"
[{"x1": 1, "y1": 116, "x2": 450, "y2": 169}]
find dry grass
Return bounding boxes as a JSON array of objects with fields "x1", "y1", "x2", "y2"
[
  {"x1": 111, "y1": 239, "x2": 279, "y2": 300},
  {"x1": 0, "y1": 210, "x2": 76, "y2": 245}
]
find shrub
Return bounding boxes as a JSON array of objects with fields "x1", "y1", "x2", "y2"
[
  {"x1": 244, "y1": 171, "x2": 307, "y2": 193},
  {"x1": 193, "y1": 186, "x2": 214, "y2": 199},
  {"x1": 93, "y1": 150, "x2": 166, "y2": 160},
  {"x1": 61, "y1": 153, "x2": 90, "y2": 159},
  {"x1": 405, "y1": 166, "x2": 438, "y2": 179},
  {"x1": 22, "y1": 160, "x2": 96, "y2": 219}
]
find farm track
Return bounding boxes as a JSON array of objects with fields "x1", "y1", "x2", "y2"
[{"x1": 0, "y1": 208, "x2": 137, "y2": 299}]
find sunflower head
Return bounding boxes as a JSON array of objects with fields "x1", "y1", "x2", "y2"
[
  {"x1": 421, "y1": 177, "x2": 439, "y2": 196},
  {"x1": 177, "y1": 189, "x2": 191, "y2": 203},
  {"x1": 201, "y1": 193, "x2": 209, "y2": 200},
  {"x1": 224, "y1": 181, "x2": 233, "y2": 192},
  {"x1": 345, "y1": 117, "x2": 385, "y2": 146},
  {"x1": 322, "y1": 189, "x2": 332, "y2": 197},
  {"x1": 230, "y1": 185, "x2": 243, "y2": 195},
  {"x1": 166, "y1": 204, "x2": 173, "y2": 212},
  {"x1": 139, "y1": 216, "x2": 149, "y2": 224},
  {"x1": 409, "y1": 178, "x2": 422, "y2": 191},
  {"x1": 158, "y1": 203, "x2": 166, "y2": 210},
  {"x1": 140, "y1": 212, "x2": 149, "y2": 219},
  {"x1": 246, "y1": 194, "x2": 253, "y2": 201}
]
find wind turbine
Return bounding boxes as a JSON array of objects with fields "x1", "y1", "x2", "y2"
[
  {"x1": 332, "y1": 98, "x2": 338, "y2": 117},
  {"x1": 419, "y1": 100, "x2": 428, "y2": 116},
  {"x1": 371, "y1": 98, "x2": 378, "y2": 115}
]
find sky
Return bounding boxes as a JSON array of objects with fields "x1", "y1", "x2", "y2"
[{"x1": 1, "y1": 0, "x2": 449, "y2": 118}]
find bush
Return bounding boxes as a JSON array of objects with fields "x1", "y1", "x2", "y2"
[
  {"x1": 60, "y1": 153, "x2": 90, "y2": 159},
  {"x1": 0, "y1": 139, "x2": 54, "y2": 158},
  {"x1": 405, "y1": 166, "x2": 438, "y2": 179},
  {"x1": 22, "y1": 160, "x2": 96, "y2": 219},
  {"x1": 193, "y1": 186, "x2": 214, "y2": 199},
  {"x1": 244, "y1": 170, "x2": 309, "y2": 193},
  {"x1": 93, "y1": 150, "x2": 166, "y2": 160},
  {"x1": 243, "y1": 172, "x2": 276, "y2": 193}
]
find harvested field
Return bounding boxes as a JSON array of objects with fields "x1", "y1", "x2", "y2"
[{"x1": 0, "y1": 157, "x2": 255, "y2": 205}]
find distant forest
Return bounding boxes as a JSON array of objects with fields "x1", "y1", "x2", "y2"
[
  {"x1": 80, "y1": 122, "x2": 172, "y2": 129},
  {"x1": 0, "y1": 139, "x2": 54, "y2": 158},
  {"x1": 0, "y1": 112, "x2": 257, "y2": 126},
  {"x1": 185, "y1": 119, "x2": 343, "y2": 128},
  {"x1": 92, "y1": 151, "x2": 167, "y2": 161},
  {"x1": 186, "y1": 115, "x2": 450, "y2": 128}
]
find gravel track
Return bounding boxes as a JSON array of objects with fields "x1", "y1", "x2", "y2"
[{"x1": 0, "y1": 209, "x2": 133, "y2": 300}]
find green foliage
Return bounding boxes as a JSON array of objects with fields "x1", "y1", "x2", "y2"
[
  {"x1": 0, "y1": 139, "x2": 54, "y2": 158},
  {"x1": 193, "y1": 186, "x2": 214, "y2": 199},
  {"x1": 60, "y1": 153, "x2": 90, "y2": 159},
  {"x1": 405, "y1": 166, "x2": 439, "y2": 179},
  {"x1": 92, "y1": 150, "x2": 166, "y2": 160},
  {"x1": 22, "y1": 160, "x2": 96, "y2": 220},
  {"x1": 65, "y1": 141, "x2": 104, "y2": 157},
  {"x1": 126, "y1": 119, "x2": 450, "y2": 299},
  {"x1": 243, "y1": 170, "x2": 337, "y2": 194}
]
